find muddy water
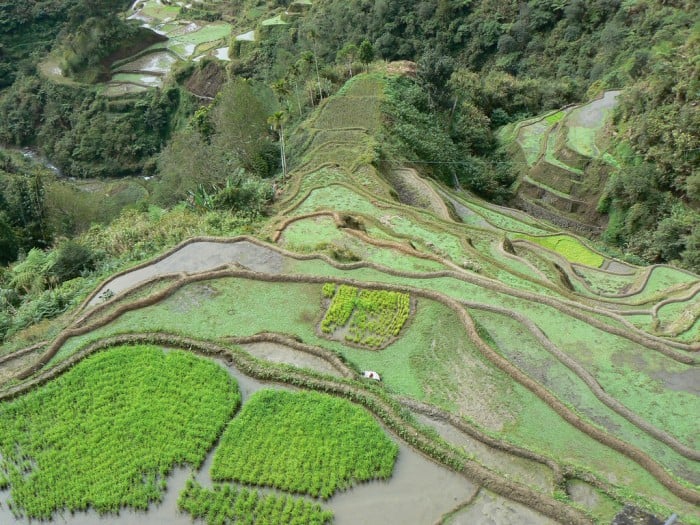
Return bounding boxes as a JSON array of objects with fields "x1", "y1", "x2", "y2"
[
  {"x1": 413, "y1": 413, "x2": 554, "y2": 493},
  {"x1": 0, "y1": 358, "x2": 477, "y2": 524},
  {"x1": 444, "y1": 489, "x2": 559, "y2": 525},
  {"x1": 239, "y1": 341, "x2": 343, "y2": 378},
  {"x1": 89, "y1": 240, "x2": 286, "y2": 305}
]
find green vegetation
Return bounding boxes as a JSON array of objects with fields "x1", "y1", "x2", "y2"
[
  {"x1": 178, "y1": 480, "x2": 333, "y2": 525},
  {"x1": 321, "y1": 284, "x2": 410, "y2": 348},
  {"x1": 211, "y1": 390, "x2": 398, "y2": 499},
  {"x1": 517, "y1": 234, "x2": 605, "y2": 267},
  {"x1": 0, "y1": 346, "x2": 239, "y2": 519},
  {"x1": 2, "y1": 1, "x2": 700, "y2": 523}
]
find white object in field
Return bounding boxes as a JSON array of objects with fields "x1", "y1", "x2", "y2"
[{"x1": 363, "y1": 371, "x2": 381, "y2": 381}]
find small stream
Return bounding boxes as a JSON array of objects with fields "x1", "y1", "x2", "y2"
[
  {"x1": 1, "y1": 146, "x2": 63, "y2": 177},
  {"x1": 0, "y1": 355, "x2": 476, "y2": 524}
]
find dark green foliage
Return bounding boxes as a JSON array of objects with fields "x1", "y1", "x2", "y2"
[
  {"x1": 59, "y1": 17, "x2": 142, "y2": 82},
  {"x1": 178, "y1": 480, "x2": 333, "y2": 525},
  {"x1": 48, "y1": 240, "x2": 96, "y2": 284},
  {"x1": 0, "y1": 81, "x2": 189, "y2": 178},
  {"x1": 381, "y1": 76, "x2": 513, "y2": 200},
  {"x1": 358, "y1": 39, "x2": 374, "y2": 65},
  {"x1": 0, "y1": 159, "x2": 51, "y2": 254},
  {"x1": 381, "y1": 77, "x2": 462, "y2": 186},
  {"x1": 0, "y1": 0, "x2": 132, "y2": 87},
  {"x1": 0, "y1": 212, "x2": 19, "y2": 265}
]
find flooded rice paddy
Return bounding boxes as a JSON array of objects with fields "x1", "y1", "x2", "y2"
[{"x1": 0, "y1": 356, "x2": 477, "y2": 524}]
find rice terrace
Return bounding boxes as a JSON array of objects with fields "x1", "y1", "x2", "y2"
[{"x1": 1, "y1": 2, "x2": 699, "y2": 525}]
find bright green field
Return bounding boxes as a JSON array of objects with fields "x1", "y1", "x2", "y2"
[
  {"x1": 0, "y1": 346, "x2": 239, "y2": 519},
  {"x1": 517, "y1": 234, "x2": 605, "y2": 267},
  {"x1": 178, "y1": 480, "x2": 333, "y2": 525},
  {"x1": 211, "y1": 390, "x2": 398, "y2": 498}
]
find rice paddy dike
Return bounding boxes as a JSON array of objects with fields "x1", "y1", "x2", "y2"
[{"x1": 1, "y1": 72, "x2": 699, "y2": 525}]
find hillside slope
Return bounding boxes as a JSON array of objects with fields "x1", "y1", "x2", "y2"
[{"x1": 1, "y1": 72, "x2": 698, "y2": 525}]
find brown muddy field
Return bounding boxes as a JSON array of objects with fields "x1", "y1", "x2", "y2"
[{"x1": 89, "y1": 240, "x2": 286, "y2": 305}]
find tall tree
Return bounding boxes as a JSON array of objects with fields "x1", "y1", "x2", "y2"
[
  {"x1": 267, "y1": 111, "x2": 288, "y2": 179},
  {"x1": 358, "y1": 39, "x2": 374, "y2": 70}
]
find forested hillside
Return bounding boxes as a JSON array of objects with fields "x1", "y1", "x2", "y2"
[
  {"x1": 1, "y1": 2, "x2": 699, "y2": 524},
  {"x1": 0, "y1": 0, "x2": 698, "y2": 344}
]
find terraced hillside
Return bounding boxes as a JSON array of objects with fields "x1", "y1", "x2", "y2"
[
  {"x1": 501, "y1": 91, "x2": 621, "y2": 235},
  {"x1": 1, "y1": 73, "x2": 698, "y2": 525}
]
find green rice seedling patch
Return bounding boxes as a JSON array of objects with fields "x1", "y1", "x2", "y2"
[
  {"x1": 211, "y1": 390, "x2": 398, "y2": 498},
  {"x1": 384, "y1": 215, "x2": 465, "y2": 261},
  {"x1": 178, "y1": 480, "x2": 333, "y2": 525},
  {"x1": 459, "y1": 199, "x2": 552, "y2": 235},
  {"x1": 572, "y1": 265, "x2": 640, "y2": 295},
  {"x1": 261, "y1": 14, "x2": 288, "y2": 26},
  {"x1": 472, "y1": 310, "x2": 700, "y2": 483},
  {"x1": 643, "y1": 267, "x2": 698, "y2": 297},
  {"x1": 320, "y1": 284, "x2": 410, "y2": 349},
  {"x1": 320, "y1": 284, "x2": 358, "y2": 332},
  {"x1": 545, "y1": 111, "x2": 566, "y2": 124},
  {"x1": 517, "y1": 234, "x2": 604, "y2": 267},
  {"x1": 516, "y1": 121, "x2": 548, "y2": 166},
  {"x1": 0, "y1": 346, "x2": 239, "y2": 519},
  {"x1": 337, "y1": 73, "x2": 385, "y2": 97},
  {"x1": 567, "y1": 126, "x2": 599, "y2": 158},
  {"x1": 544, "y1": 132, "x2": 584, "y2": 175},
  {"x1": 313, "y1": 96, "x2": 382, "y2": 131},
  {"x1": 294, "y1": 185, "x2": 381, "y2": 218},
  {"x1": 172, "y1": 23, "x2": 232, "y2": 45}
]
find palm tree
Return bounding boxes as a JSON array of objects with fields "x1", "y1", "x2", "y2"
[
  {"x1": 267, "y1": 111, "x2": 288, "y2": 178},
  {"x1": 271, "y1": 79, "x2": 291, "y2": 110},
  {"x1": 307, "y1": 29, "x2": 323, "y2": 101},
  {"x1": 288, "y1": 62, "x2": 304, "y2": 116}
]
